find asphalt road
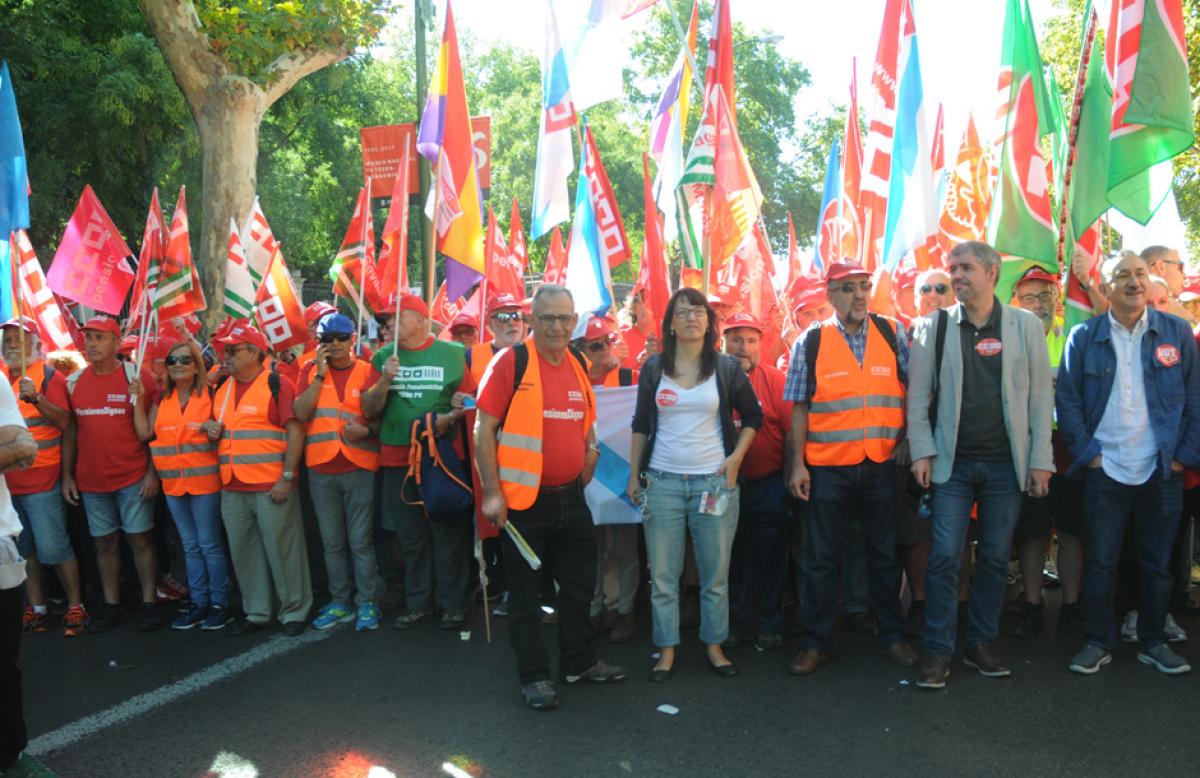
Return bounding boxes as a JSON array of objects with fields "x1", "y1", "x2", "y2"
[{"x1": 17, "y1": 597, "x2": 1200, "y2": 778}]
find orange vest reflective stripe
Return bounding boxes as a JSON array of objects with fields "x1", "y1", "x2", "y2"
[
  {"x1": 496, "y1": 339, "x2": 596, "y2": 510},
  {"x1": 304, "y1": 360, "x2": 380, "y2": 471},
  {"x1": 467, "y1": 342, "x2": 495, "y2": 386},
  {"x1": 216, "y1": 370, "x2": 288, "y2": 485},
  {"x1": 4, "y1": 363, "x2": 61, "y2": 471},
  {"x1": 151, "y1": 389, "x2": 221, "y2": 496},
  {"x1": 805, "y1": 318, "x2": 905, "y2": 466}
]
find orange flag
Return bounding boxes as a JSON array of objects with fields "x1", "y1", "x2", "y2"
[
  {"x1": 255, "y1": 247, "x2": 308, "y2": 351},
  {"x1": 377, "y1": 139, "x2": 413, "y2": 299},
  {"x1": 633, "y1": 154, "x2": 671, "y2": 338},
  {"x1": 937, "y1": 114, "x2": 990, "y2": 259}
]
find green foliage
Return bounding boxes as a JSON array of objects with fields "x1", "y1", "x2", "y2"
[{"x1": 196, "y1": 0, "x2": 393, "y2": 84}]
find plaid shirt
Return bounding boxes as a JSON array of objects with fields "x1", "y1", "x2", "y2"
[{"x1": 783, "y1": 315, "x2": 910, "y2": 403}]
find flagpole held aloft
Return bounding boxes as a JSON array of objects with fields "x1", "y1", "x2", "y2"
[
  {"x1": 394, "y1": 135, "x2": 412, "y2": 353},
  {"x1": 1055, "y1": 6, "x2": 1100, "y2": 268},
  {"x1": 356, "y1": 177, "x2": 372, "y2": 358},
  {"x1": 426, "y1": 150, "x2": 443, "y2": 309}
]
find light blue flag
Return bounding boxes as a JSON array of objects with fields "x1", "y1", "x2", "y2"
[
  {"x1": 565, "y1": 119, "x2": 612, "y2": 337},
  {"x1": 0, "y1": 61, "x2": 30, "y2": 236},
  {"x1": 531, "y1": 1, "x2": 577, "y2": 240},
  {"x1": 812, "y1": 137, "x2": 841, "y2": 274},
  {"x1": 586, "y1": 386, "x2": 642, "y2": 525}
]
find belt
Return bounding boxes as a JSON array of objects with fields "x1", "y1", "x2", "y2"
[{"x1": 539, "y1": 478, "x2": 581, "y2": 494}]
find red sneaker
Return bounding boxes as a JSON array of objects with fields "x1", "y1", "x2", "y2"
[
  {"x1": 22, "y1": 606, "x2": 48, "y2": 634},
  {"x1": 63, "y1": 604, "x2": 89, "y2": 638},
  {"x1": 156, "y1": 573, "x2": 189, "y2": 603}
]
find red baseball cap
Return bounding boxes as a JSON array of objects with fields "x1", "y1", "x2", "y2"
[
  {"x1": 487, "y1": 293, "x2": 523, "y2": 315},
  {"x1": 398, "y1": 293, "x2": 429, "y2": 319},
  {"x1": 824, "y1": 261, "x2": 871, "y2": 282},
  {"x1": 81, "y1": 317, "x2": 122, "y2": 336},
  {"x1": 215, "y1": 319, "x2": 270, "y2": 352},
  {"x1": 305, "y1": 301, "x2": 337, "y2": 326},
  {"x1": 794, "y1": 287, "x2": 828, "y2": 312},
  {"x1": 723, "y1": 312, "x2": 764, "y2": 334},
  {"x1": 119, "y1": 335, "x2": 139, "y2": 355},
  {"x1": 1180, "y1": 276, "x2": 1200, "y2": 302},
  {"x1": 0, "y1": 316, "x2": 38, "y2": 335},
  {"x1": 1017, "y1": 266, "x2": 1059, "y2": 286},
  {"x1": 581, "y1": 316, "x2": 615, "y2": 342},
  {"x1": 449, "y1": 313, "x2": 479, "y2": 331}
]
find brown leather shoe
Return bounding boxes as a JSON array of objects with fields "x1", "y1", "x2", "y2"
[
  {"x1": 916, "y1": 654, "x2": 951, "y2": 689},
  {"x1": 788, "y1": 648, "x2": 831, "y2": 675},
  {"x1": 883, "y1": 640, "x2": 920, "y2": 668},
  {"x1": 963, "y1": 642, "x2": 1011, "y2": 677}
]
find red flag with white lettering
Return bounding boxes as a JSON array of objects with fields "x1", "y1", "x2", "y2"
[
  {"x1": 11, "y1": 230, "x2": 75, "y2": 351},
  {"x1": 582, "y1": 126, "x2": 631, "y2": 270},
  {"x1": 46, "y1": 185, "x2": 136, "y2": 315},
  {"x1": 486, "y1": 206, "x2": 525, "y2": 302},
  {"x1": 254, "y1": 248, "x2": 308, "y2": 351}
]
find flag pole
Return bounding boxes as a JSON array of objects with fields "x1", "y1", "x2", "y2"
[
  {"x1": 665, "y1": 0, "x2": 700, "y2": 94},
  {"x1": 426, "y1": 151, "x2": 443, "y2": 309},
  {"x1": 1054, "y1": 6, "x2": 1099, "y2": 270},
  {"x1": 12, "y1": 233, "x2": 26, "y2": 379},
  {"x1": 355, "y1": 178, "x2": 372, "y2": 358},
  {"x1": 395, "y1": 135, "x2": 412, "y2": 353}
]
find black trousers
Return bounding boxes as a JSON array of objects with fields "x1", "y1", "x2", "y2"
[
  {"x1": 503, "y1": 481, "x2": 597, "y2": 684},
  {"x1": 1, "y1": 582, "x2": 26, "y2": 770}
]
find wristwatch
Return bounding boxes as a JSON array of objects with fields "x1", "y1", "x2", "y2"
[
  {"x1": 587, "y1": 444, "x2": 601, "y2": 454},
  {"x1": 282, "y1": 470, "x2": 296, "y2": 482}
]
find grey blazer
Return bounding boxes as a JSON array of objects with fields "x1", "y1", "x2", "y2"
[{"x1": 906, "y1": 301, "x2": 1054, "y2": 486}]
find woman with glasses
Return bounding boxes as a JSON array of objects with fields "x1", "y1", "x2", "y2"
[
  {"x1": 132, "y1": 339, "x2": 231, "y2": 631},
  {"x1": 626, "y1": 288, "x2": 762, "y2": 681}
]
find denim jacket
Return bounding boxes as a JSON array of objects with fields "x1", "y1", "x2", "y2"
[{"x1": 1055, "y1": 308, "x2": 1200, "y2": 479}]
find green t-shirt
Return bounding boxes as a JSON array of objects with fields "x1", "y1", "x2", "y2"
[{"x1": 371, "y1": 338, "x2": 466, "y2": 446}]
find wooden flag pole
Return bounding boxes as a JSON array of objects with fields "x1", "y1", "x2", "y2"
[
  {"x1": 395, "y1": 135, "x2": 413, "y2": 354},
  {"x1": 426, "y1": 150, "x2": 443, "y2": 309},
  {"x1": 11, "y1": 233, "x2": 26, "y2": 379},
  {"x1": 355, "y1": 177, "x2": 372, "y2": 358}
]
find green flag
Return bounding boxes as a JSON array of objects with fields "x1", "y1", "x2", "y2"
[
  {"x1": 1067, "y1": 3, "x2": 1112, "y2": 241},
  {"x1": 989, "y1": 0, "x2": 1059, "y2": 303},
  {"x1": 1106, "y1": 0, "x2": 1195, "y2": 224}
]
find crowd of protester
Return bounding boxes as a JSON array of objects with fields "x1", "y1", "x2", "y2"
[{"x1": 2, "y1": 240, "x2": 1200, "y2": 724}]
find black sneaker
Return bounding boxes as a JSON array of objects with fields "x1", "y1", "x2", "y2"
[
  {"x1": 1008, "y1": 601, "x2": 1043, "y2": 639},
  {"x1": 562, "y1": 659, "x2": 628, "y2": 685},
  {"x1": 521, "y1": 680, "x2": 559, "y2": 710},
  {"x1": 228, "y1": 618, "x2": 264, "y2": 636},
  {"x1": 140, "y1": 603, "x2": 166, "y2": 632},
  {"x1": 87, "y1": 603, "x2": 124, "y2": 633}
]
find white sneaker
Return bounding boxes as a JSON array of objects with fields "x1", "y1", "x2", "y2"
[
  {"x1": 1120, "y1": 610, "x2": 1138, "y2": 643},
  {"x1": 1165, "y1": 613, "x2": 1188, "y2": 643}
]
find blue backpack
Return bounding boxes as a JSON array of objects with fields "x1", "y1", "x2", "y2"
[{"x1": 402, "y1": 412, "x2": 474, "y2": 522}]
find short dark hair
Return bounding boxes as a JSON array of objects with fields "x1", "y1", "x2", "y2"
[{"x1": 949, "y1": 240, "x2": 1001, "y2": 272}]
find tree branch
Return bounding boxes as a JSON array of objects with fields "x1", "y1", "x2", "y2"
[
  {"x1": 262, "y1": 45, "x2": 352, "y2": 109},
  {"x1": 138, "y1": 0, "x2": 227, "y2": 120}
]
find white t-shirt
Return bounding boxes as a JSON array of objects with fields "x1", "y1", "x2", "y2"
[
  {"x1": 648, "y1": 373, "x2": 725, "y2": 474},
  {"x1": 0, "y1": 381, "x2": 28, "y2": 538}
]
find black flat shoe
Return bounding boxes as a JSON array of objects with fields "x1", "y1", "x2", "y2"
[
  {"x1": 708, "y1": 661, "x2": 738, "y2": 677},
  {"x1": 649, "y1": 665, "x2": 674, "y2": 683}
]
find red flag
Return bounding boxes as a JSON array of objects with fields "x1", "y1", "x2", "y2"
[
  {"x1": 633, "y1": 154, "x2": 671, "y2": 339},
  {"x1": 706, "y1": 87, "x2": 762, "y2": 275},
  {"x1": 716, "y1": 225, "x2": 777, "y2": 323},
  {"x1": 255, "y1": 248, "x2": 308, "y2": 351},
  {"x1": 485, "y1": 206, "x2": 524, "y2": 301},
  {"x1": 841, "y1": 59, "x2": 865, "y2": 263},
  {"x1": 508, "y1": 198, "x2": 528, "y2": 273},
  {"x1": 859, "y1": 0, "x2": 906, "y2": 271},
  {"x1": 11, "y1": 231, "x2": 75, "y2": 351},
  {"x1": 582, "y1": 126, "x2": 632, "y2": 269},
  {"x1": 156, "y1": 187, "x2": 207, "y2": 321},
  {"x1": 431, "y1": 281, "x2": 463, "y2": 326},
  {"x1": 331, "y1": 185, "x2": 384, "y2": 313},
  {"x1": 543, "y1": 226, "x2": 568, "y2": 286},
  {"x1": 128, "y1": 188, "x2": 166, "y2": 328},
  {"x1": 913, "y1": 103, "x2": 948, "y2": 269},
  {"x1": 46, "y1": 185, "x2": 136, "y2": 315},
  {"x1": 376, "y1": 140, "x2": 413, "y2": 299}
]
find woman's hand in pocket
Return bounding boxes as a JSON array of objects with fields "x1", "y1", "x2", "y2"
[{"x1": 716, "y1": 456, "x2": 741, "y2": 490}]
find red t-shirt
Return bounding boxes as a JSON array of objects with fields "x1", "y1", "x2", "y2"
[
  {"x1": 378, "y1": 338, "x2": 477, "y2": 468},
  {"x1": 619, "y1": 325, "x2": 647, "y2": 370},
  {"x1": 477, "y1": 348, "x2": 587, "y2": 487},
  {"x1": 297, "y1": 360, "x2": 381, "y2": 475},
  {"x1": 223, "y1": 371, "x2": 298, "y2": 492},
  {"x1": 71, "y1": 365, "x2": 159, "y2": 493},
  {"x1": 739, "y1": 363, "x2": 794, "y2": 481},
  {"x1": 5, "y1": 367, "x2": 71, "y2": 496}
]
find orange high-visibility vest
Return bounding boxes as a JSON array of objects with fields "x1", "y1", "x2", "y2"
[
  {"x1": 497, "y1": 339, "x2": 596, "y2": 510},
  {"x1": 467, "y1": 342, "x2": 496, "y2": 386},
  {"x1": 3, "y1": 362, "x2": 61, "y2": 471},
  {"x1": 304, "y1": 360, "x2": 380, "y2": 471},
  {"x1": 151, "y1": 388, "x2": 221, "y2": 496},
  {"x1": 805, "y1": 318, "x2": 905, "y2": 466},
  {"x1": 216, "y1": 370, "x2": 288, "y2": 486}
]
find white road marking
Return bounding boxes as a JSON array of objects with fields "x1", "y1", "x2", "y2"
[{"x1": 26, "y1": 629, "x2": 334, "y2": 756}]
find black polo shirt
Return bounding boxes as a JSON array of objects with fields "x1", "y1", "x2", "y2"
[{"x1": 955, "y1": 298, "x2": 1011, "y2": 463}]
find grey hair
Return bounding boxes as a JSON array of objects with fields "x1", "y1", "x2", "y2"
[
  {"x1": 1100, "y1": 251, "x2": 1148, "y2": 283},
  {"x1": 532, "y1": 283, "x2": 573, "y2": 313},
  {"x1": 949, "y1": 240, "x2": 1001, "y2": 272},
  {"x1": 1140, "y1": 245, "x2": 1174, "y2": 264}
]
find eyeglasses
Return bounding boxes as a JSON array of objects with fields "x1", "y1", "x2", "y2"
[
  {"x1": 835, "y1": 281, "x2": 872, "y2": 295},
  {"x1": 491, "y1": 311, "x2": 523, "y2": 323},
  {"x1": 584, "y1": 339, "x2": 612, "y2": 353},
  {"x1": 1018, "y1": 291, "x2": 1057, "y2": 305},
  {"x1": 164, "y1": 355, "x2": 194, "y2": 367},
  {"x1": 672, "y1": 307, "x2": 706, "y2": 320},
  {"x1": 919, "y1": 283, "x2": 949, "y2": 295},
  {"x1": 318, "y1": 333, "x2": 353, "y2": 343},
  {"x1": 536, "y1": 314, "x2": 574, "y2": 327}
]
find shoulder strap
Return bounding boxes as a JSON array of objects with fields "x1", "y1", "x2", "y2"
[
  {"x1": 268, "y1": 368, "x2": 281, "y2": 402},
  {"x1": 41, "y1": 364, "x2": 55, "y2": 395},
  {"x1": 464, "y1": 346, "x2": 473, "y2": 369},
  {"x1": 512, "y1": 342, "x2": 529, "y2": 394},
  {"x1": 934, "y1": 309, "x2": 948, "y2": 391},
  {"x1": 868, "y1": 313, "x2": 899, "y2": 357},
  {"x1": 566, "y1": 345, "x2": 588, "y2": 374},
  {"x1": 804, "y1": 326, "x2": 822, "y2": 401},
  {"x1": 618, "y1": 367, "x2": 633, "y2": 387}
]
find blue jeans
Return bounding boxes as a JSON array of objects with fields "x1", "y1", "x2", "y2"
[
  {"x1": 642, "y1": 470, "x2": 739, "y2": 647},
  {"x1": 924, "y1": 458, "x2": 1024, "y2": 657},
  {"x1": 729, "y1": 474, "x2": 791, "y2": 636},
  {"x1": 1083, "y1": 467, "x2": 1182, "y2": 650},
  {"x1": 164, "y1": 492, "x2": 230, "y2": 609},
  {"x1": 801, "y1": 461, "x2": 905, "y2": 651},
  {"x1": 13, "y1": 484, "x2": 74, "y2": 565}
]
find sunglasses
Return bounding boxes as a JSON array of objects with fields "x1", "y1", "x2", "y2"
[
  {"x1": 919, "y1": 283, "x2": 949, "y2": 295},
  {"x1": 491, "y1": 311, "x2": 523, "y2": 323},
  {"x1": 164, "y1": 354, "x2": 194, "y2": 367},
  {"x1": 318, "y1": 333, "x2": 353, "y2": 343},
  {"x1": 584, "y1": 339, "x2": 612, "y2": 353}
]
